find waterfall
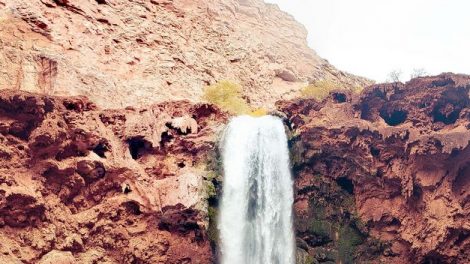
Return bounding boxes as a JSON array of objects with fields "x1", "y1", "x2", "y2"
[{"x1": 218, "y1": 115, "x2": 295, "y2": 264}]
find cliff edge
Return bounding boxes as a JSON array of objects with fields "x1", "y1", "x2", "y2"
[{"x1": 0, "y1": 0, "x2": 370, "y2": 109}]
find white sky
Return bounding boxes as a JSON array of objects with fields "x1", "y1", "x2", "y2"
[{"x1": 265, "y1": 0, "x2": 470, "y2": 82}]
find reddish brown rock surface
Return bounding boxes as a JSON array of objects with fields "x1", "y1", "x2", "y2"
[
  {"x1": 278, "y1": 73, "x2": 470, "y2": 264},
  {"x1": 0, "y1": 89, "x2": 226, "y2": 263},
  {"x1": 1, "y1": 0, "x2": 468, "y2": 262},
  {"x1": 0, "y1": 0, "x2": 370, "y2": 109}
]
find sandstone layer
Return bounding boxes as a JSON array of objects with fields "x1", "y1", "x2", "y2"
[
  {"x1": 1, "y1": 1, "x2": 468, "y2": 263},
  {"x1": 1, "y1": 72, "x2": 469, "y2": 263},
  {"x1": 0, "y1": 0, "x2": 370, "y2": 109},
  {"x1": 0, "y1": 89, "x2": 226, "y2": 263},
  {"x1": 278, "y1": 73, "x2": 470, "y2": 264}
]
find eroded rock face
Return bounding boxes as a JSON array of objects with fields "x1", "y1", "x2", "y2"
[
  {"x1": 0, "y1": 0, "x2": 370, "y2": 109},
  {"x1": 0, "y1": 89, "x2": 226, "y2": 263},
  {"x1": 278, "y1": 73, "x2": 470, "y2": 264}
]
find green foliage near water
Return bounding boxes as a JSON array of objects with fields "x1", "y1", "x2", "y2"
[
  {"x1": 197, "y1": 150, "x2": 223, "y2": 247},
  {"x1": 309, "y1": 219, "x2": 333, "y2": 238},
  {"x1": 305, "y1": 255, "x2": 317, "y2": 264},
  {"x1": 298, "y1": 173, "x2": 386, "y2": 264},
  {"x1": 338, "y1": 225, "x2": 366, "y2": 263},
  {"x1": 207, "y1": 206, "x2": 219, "y2": 243},
  {"x1": 202, "y1": 80, "x2": 268, "y2": 116}
]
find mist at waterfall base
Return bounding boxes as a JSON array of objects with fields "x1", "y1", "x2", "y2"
[{"x1": 218, "y1": 115, "x2": 295, "y2": 264}]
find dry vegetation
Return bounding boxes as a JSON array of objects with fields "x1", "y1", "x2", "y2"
[
  {"x1": 203, "y1": 81, "x2": 267, "y2": 116},
  {"x1": 301, "y1": 80, "x2": 338, "y2": 101},
  {"x1": 301, "y1": 80, "x2": 363, "y2": 101}
]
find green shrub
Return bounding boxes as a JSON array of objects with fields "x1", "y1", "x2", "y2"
[
  {"x1": 337, "y1": 225, "x2": 365, "y2": 263},
  {"x1": 305, "y1": 255, "x2": 317, "y2": 264},
  {"x1": 309, "y1": 219, "x2": 332, "y2": 238},
  {"x1": 300, "y1": 80, "x2": 339, "y2": 101},
  {"x1": 207, "y1": 206, "x2": 219, "y2": 243},
  {"x1": 203, "y1": 81, "x2": 251, "y2": 115}
]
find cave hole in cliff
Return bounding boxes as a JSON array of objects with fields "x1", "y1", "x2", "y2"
[
  {"x1": 332, "y1": 92, "x2": 347, "y2": 103},
  {"x1": 413, "y1": 184, "x2": 423, "y2": 197},
  {"x1": 431, "y1": 87, "x2": 470, "y2": 125},
  {"x1": 432, "y1": 104, "x2": 462, "y2": 125},
  {"x1": 160, "y1": 131, "x2": 174, "y2": 148},
  {"x1": 423, "y1": 252, "x2": 446, "y2": 264},
  {"x1": 380, "y1": 109, "x2": 408, "y2": 126},
  {"x1": 455, "y1": 231, "x2": 470, "y2": 246},
  {"x1": 359, "y1": 104, "x2": 373, "y2": 121},
  {"x1": 389, "y1": 217, "x2": 401, "y2": 227},
  {"x1": 380, "y1": 110, "x2": 408, "y2": 126},
  {"x1": 124, "y1": 201, "x2": 141, "y2": 216},
  {"x1": 127, "y1": 137, "x2": 152, "y2": 160},
  {"x1": 92, "y1": 140, "x2": 110, "y2": 158},
  {"x1": 410, "y1": 184, "x2": 424, "y2": 206},
  {"x1": 450, "y1": 148, "x2": 461, "y2": 157},
  {"x1": 452, "y1": 164, "x2": 470, "y2": 196},
  {"x1": 191, "y1": 104, "x2": 218, "y2": 120},
  {"x1": 448, "y1": 228, "x2": 470, "y2": 247},
  {"x1": 336, "y1": 177, "x2": 354, "y2": 194},
  {"x1": 95, "y1": 0, "x2": 107, "y2": 4},
  {"x1": 370, "y1": 146, "x2": 380, "y2": 157},
  {"x1": 63, "y1": 101, "x2": 81, "y2": 111}
]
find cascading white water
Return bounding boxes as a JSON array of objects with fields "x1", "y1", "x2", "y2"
[{"x1": 218, "y1": 115, "x2": 295, "y2": 264}]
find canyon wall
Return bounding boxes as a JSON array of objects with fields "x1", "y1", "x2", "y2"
[
  {"x1": 278, "y1": 73, "x2": 470, "y2": 264},
  {"x1": 2, "y1": 74, "x2": 468, "y2": 264},
  {"x1": 0, "y1": 89, "x2": 226, "y2": 263},
  {"x1": 1, "y1": 1, "x2": 469, "y2": 264},
  {"x1": 0, "y1": 0, "x2": 369, "y2": 109}
]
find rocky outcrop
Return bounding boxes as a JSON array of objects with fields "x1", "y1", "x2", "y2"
[
  {"x1": 1, "y1": 70, "x2": 469, "y2": 263},
  {"x1": 0, "y1": 0, "x2": 370, "y2": 109},
  {"x1": 278, "y1": 73, "x2": 470, "y2": 264},
  {"x1": 1, "y1": 1, "x2": 468, "y2": 263},
  {"x1": 0, "y1": 89, "x2": 226, "y2": 263}
]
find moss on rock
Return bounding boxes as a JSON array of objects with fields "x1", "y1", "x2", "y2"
[{"x1": 293, "y1": 174, "x2": 390, "y2": 264}]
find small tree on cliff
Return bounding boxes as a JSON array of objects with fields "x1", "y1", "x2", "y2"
[
  {"x1": 387, "y1": 70, "x2": 402, "y2": 83},
  {"x1": 410, "y1": 68, "x2": 427, "y2": 79}
]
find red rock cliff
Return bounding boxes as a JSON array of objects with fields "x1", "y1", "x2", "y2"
[
  {"x1": 1, "y1": 1, "x2": 468, "y2": 264},
  {"x1": 0, "y1": 89, "x2": 226, "y2": 263},
  {"x1": 0, "y1": 0, "x2": 369, "y2": 109},
  {"x1": 278, "y1": 73, "x2": 470, "y2": 264}
]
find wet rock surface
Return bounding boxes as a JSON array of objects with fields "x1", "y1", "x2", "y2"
[
  {"x1": 278, "y1": 73, "x2": 470, "y2": 264},
  {"x1": 0, "y1": 89, "x2": 226, "y2": 263}
]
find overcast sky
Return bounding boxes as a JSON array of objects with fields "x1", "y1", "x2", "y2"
[{"x1": 265, "y1": 0, "x2": 470, "y2": 82}]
